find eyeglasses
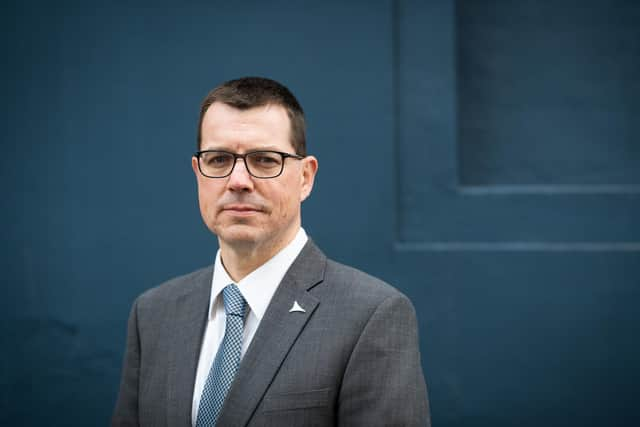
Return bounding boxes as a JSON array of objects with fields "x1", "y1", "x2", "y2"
[{"x1": 194, "y1": 150, "x2": 305, "y2": 179}]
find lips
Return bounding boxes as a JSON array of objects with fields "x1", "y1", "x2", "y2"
[
  {"x1": 223, "y1": 204, "x2": 261, "y2": 211},
  {"x1": 221, "y1": 204, "x2": 263, "y2": 214}
]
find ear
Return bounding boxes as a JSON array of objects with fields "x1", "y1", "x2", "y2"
[
  {"x1": 192, "y1": 156, "x2": 200, "y2": 178},
  {"x1": 299, "y1": 155, "x2": 318, "y2": 202}
]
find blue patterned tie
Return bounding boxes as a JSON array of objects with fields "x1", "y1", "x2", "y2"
[{"x1": 196, "y1": 284, "x2": 247, "y2": 426}]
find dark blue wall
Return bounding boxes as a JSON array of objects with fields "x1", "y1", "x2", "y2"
[{"x1": 2, "y1": 1, "x2": 639, "y2": 426}]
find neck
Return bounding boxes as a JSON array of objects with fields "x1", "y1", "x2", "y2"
[{"x1": 219, "y1": 228, "x2": 300, "y2": 282}]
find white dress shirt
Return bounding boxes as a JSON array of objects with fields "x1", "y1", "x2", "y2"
[{"x1": 191, "y1": 228, "x2": 309, "y2": 425}]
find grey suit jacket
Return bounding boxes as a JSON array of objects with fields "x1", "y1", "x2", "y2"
[{"x1": 112, "y1": 240, "x2": 430, "y2": 426}]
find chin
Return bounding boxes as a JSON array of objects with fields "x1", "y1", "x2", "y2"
[{"x1": 214, "y1": 223, "x2": 262, "y2": 246}]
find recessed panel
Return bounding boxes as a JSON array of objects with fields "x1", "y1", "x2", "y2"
[
  {"x1": 395, "y1": 0, "x2": 640, "y2": 246},
  {"x1": 457, "y1": 0, "x2": 640, "y2": 186}
]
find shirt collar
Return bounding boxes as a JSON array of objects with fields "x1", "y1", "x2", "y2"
[{"x1": 209, "y1": 227, "x2": 308, "y2": 321}]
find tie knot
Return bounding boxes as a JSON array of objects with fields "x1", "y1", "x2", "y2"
[{"x1": 222, "y1": 284, "x2": 246, "y2": 317}]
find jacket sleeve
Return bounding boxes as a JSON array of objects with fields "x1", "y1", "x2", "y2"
[
  {"x1": 338, "y1": 294, "x2": 431, "y2": 426},
  {"x1": 112, "y1": 298, "x2": 141, "y2": 426}
]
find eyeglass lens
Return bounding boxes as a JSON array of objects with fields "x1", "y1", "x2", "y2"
[{"x1": 199, "y1": 151, "x2": 284, "y2": 178}]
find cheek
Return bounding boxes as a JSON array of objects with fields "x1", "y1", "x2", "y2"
[
  {"x1": 198, "y1": 183, "x2": 220, "y2": 221},
  {"x1": 273, "y1": 187, "x2": 298, "y2": 220}
]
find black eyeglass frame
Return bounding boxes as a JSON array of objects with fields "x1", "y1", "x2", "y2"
[{"x1": 193, "y1": 149, "x2": 305, "y2": 179}]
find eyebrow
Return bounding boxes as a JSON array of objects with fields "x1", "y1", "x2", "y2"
[{"x1": 201, "y1": 145, "x2": 284, "y2": 152}]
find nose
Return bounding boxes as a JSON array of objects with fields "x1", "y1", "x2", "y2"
[{"x1": 226, "y1": 157, "x2": 254, "y2": 191}]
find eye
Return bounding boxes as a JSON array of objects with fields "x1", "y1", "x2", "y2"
[
  {"x1": 211, "y1": 155, "x2": 229, "y2": 164},
  {"x1": 203, "y1": 152, "x2": 232, "y2": 167},
  {"x1": 249, "y1": 152, "x2": 281, "y2": 166},
  {"x1": 255, "y1": 155, "x2": 278, "y2": 164}
]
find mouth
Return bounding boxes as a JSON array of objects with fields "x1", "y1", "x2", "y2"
[{"x1": 221, "y1": 204, "x2": 263, "y2": 216}]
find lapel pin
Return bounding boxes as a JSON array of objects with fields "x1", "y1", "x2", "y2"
[{"x1": 289, "y1": 301, "x2": 306, "y2": 313}]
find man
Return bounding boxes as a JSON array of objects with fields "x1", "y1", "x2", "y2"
[{"x1": 112, "y1": 77, "x2": 430, "y2": 426}]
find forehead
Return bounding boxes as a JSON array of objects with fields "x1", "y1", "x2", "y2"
[{"x1": 201, "y1": 102, "x2": 293, "y2": 151}]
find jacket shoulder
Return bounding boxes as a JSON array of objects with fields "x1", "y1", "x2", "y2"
[
  {"x1": 323, "y1": 258, "x2": 409, "y2": 306},
  {"x1": 136, "y1": 265, "x2": 213, "y2": 306}
]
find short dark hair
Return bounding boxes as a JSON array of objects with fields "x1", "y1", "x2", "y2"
[{"x1": 197, "y1": 77, "x2": 306, "y2": 156}]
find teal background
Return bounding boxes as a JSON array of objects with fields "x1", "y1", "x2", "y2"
[{"x1": 2, "y1": 1, "x2": 639, "y2": 426}]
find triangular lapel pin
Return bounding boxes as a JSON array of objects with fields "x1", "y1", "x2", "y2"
[{"x1": 289, "y1": 300, "x2": 306, "y2": 313}]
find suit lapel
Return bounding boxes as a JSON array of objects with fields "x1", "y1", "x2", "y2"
[
  {"x1": 216, "y1": 241, "x2": 327, "y2": 426},
  {"x1": 166, "y1": 267, "x2": 213, "y2": 426}
]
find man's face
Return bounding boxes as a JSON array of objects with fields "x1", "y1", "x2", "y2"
[{"x1": 192, "y1": 102, "x2": 317, "y2": 255}]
